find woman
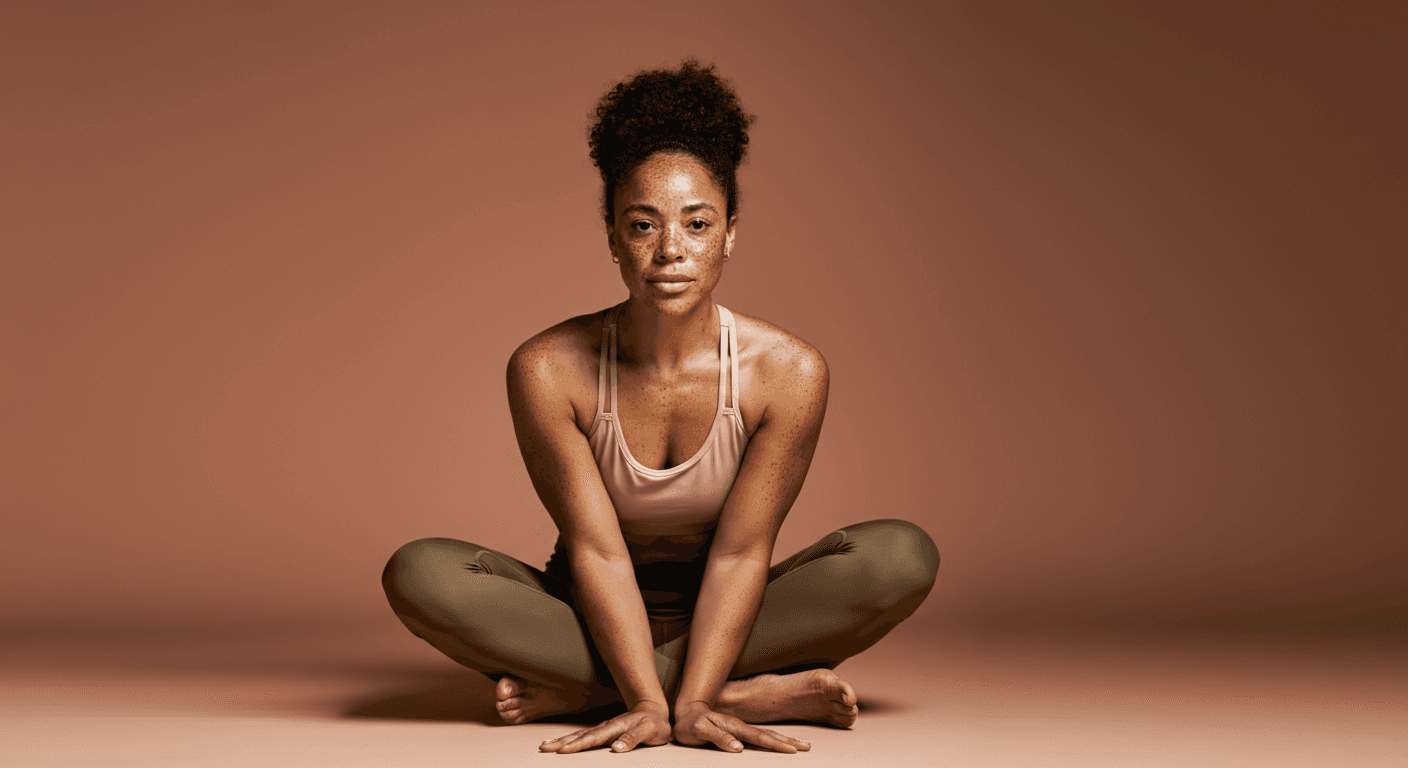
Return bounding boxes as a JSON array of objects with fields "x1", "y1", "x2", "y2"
[{"x1": 382, "y1": 60, "x2": 939, "y2": 755}]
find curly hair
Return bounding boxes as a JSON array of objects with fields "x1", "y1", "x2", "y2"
[{"x1": 589, "y1": 60, "x2": 755, "y2": 225}]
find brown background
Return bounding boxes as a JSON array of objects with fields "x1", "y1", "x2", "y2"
[{"x1": 3, "y1": 1, "x2": 1404, "y2": 637}]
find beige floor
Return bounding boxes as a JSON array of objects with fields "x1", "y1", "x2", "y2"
[{"x1": 3, "y1": 618, "x2": 1404, "y2": 767}]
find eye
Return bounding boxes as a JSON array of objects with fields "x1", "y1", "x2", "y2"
[
  {"x1": 632, "y1": 220, "x2": 653, "y2": 232},
  {"x1": 688, "y1": 219, "x2": 708, "y2": 231}
]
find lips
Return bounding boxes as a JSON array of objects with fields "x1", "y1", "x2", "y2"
[{"x1": 648, "y1": 276, "x2": 693, "y2": 282}]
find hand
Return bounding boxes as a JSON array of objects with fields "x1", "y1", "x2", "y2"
[
  {"x1": 538, "y1": 702, "x2": 671, "y2": 754},
  {"x1": 672, "y1": 702, "x2": 811, "y2": 754}
]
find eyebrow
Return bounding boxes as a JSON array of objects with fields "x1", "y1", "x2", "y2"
[{"x1": 622, "y1": 202, "x2": 719, "y2": 217}]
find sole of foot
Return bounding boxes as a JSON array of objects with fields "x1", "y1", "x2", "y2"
[{"x1": 717, "y1": 668, "x2": 859, "y2": 728}]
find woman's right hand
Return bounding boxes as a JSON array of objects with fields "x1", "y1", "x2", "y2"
[{"x1": 538, "y1": 701, "x2": 672, "y2": 754}]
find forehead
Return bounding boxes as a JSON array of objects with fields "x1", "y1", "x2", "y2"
[{"x1": 616, "y1": 152, "x2": 724, "y2": 207}]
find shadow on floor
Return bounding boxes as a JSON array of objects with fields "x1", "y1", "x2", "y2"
[
  {"x1": 340, "y1": 669, "x2": 900, "y2": 726},
  {"x1": 343, "y1": 670, "x2": 500, "y2": 724},
  {"x1": 343, "y1": 670, "x2": 628, "y2": 726},
  {"x1": 856, "y1": 696, "x2": 908, "y2": 715}
]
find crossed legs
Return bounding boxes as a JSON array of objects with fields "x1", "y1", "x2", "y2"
[{"x1": 381, "y1": 519, "x2": 939, "y2": 725}]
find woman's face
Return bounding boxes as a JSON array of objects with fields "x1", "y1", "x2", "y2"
[{"x1": 608, "y1": 152, "x2": 736, "y2": 314}]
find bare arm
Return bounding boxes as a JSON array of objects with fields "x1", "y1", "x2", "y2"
[
  {"x1": 505, "y1": 332, "x2": 670, "y2": 753},
  {"x1": 672, "y1": 341, "x2": 830, "y2": 754}
]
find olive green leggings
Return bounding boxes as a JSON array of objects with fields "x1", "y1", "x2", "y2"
[{"x1": 382, "y1": 519, "x2": 938, "y2": 700}]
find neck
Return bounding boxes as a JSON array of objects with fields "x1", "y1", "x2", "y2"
[{"x1": 617, "y1": 299, "x2": 718, "y2": 370}]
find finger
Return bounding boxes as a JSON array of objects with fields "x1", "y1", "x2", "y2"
[
  {"x1": 557, "y1": 719, "x2": 629, "y2": 754},
  {"x1": 696, "y1": 719, "x2": 746, "y2": 753},
  {"x1": 718, "y1": 718, "x2": 814, "y2": 754},
  {"x1": 609, "y1": 726, "x2": 643, "y2": 753},
  {"x1": 538, "y1": 728, "x2": 588, "y2": 753},
  {"x1": 737, "y1": 724, "x2": 811, "y2": 753},
  {"x1": 621, "y1": 715, "x2": 672, "y2": 752},
  {"x1": 609, "y1": 716, "x2": 665, "y2": 753}
]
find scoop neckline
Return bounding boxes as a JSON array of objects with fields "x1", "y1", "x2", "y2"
[
  {"x1": 596, "y1": 302, "x2": 733, "y2": 477},
  {"x1": 607, "y1": 396, "x2": 727, "y2": 477}
]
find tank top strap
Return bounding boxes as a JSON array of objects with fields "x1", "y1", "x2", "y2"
[
  {"x1": 597, "y1": 305, "x2": 619, "y2": 418},
  {"x1": 717, "y1": 305, "x2": 739, "y2": 412},
  {"x1": 609, "y1": 306, "x2": 621, "y2": 416},
  {"x1": 601, "y1": 304, "x2": 734, "y2": 418}
]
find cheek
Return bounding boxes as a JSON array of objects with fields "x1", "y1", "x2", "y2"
[
  {"x1": 626, "y1": 241, "x2": 656, "y2": 264},
  {"x1": 697, "y1": 230, "x2": 725, "y2": 254},
  {"x1": 614, "y1": 233, "x2": 647, "y2": 260}
]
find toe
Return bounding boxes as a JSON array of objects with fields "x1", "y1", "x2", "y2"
[
  {"x1": 817, "y1": 670, "x2": 857, "y2": 707},
  {"x1": 829, "y1": 706, "x2": 858, "y2": 728},
  {"x1": 496, "y1": 693, "x2": 523, "y2": 709},
  {"x1": 496, "y1": 676, "x2": 522, "y2": 700},
  {"x1": 827, "y1": 690, "x2": 859, "y2": 728},
  {"x1": 839, "y1": 679, "x2": 857, "y2": 707}
]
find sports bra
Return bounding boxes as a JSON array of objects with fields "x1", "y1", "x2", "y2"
[{"x1": 587, "y1": 303, "x2": 748, "y2": 536}]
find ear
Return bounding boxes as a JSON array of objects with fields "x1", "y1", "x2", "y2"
[{"x1": 724, "y1": 215, "x2": 738, "y2": 256}]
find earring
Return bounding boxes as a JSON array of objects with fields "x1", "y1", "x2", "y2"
[{"x1": 612, "y1": 255, "x2": 619, "y2": 263}]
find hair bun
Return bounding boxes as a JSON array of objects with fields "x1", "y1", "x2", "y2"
[{"x1": 590, "y1": 60, "x2": 755, "y2": 223}]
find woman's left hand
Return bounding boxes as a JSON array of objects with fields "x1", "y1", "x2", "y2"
[
  {"x1": 538, "y1": 702, "x2": 672, "y2": 754},
  {"x1": 672, "y1": 702, "x2": 812, "y2": 753}
]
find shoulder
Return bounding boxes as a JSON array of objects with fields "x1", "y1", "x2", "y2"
[
  {"x1": 729, "y1": 309, "x2": 828, "y2": 422},
  {"x1": 731, "y1": 309, "x2": 828, "y2": 386},
  {"x1": 508, "y1": 311, "x2": 601, "y2": 377},
  {"x1": 506, "y1": 309, "x2": 609, "y2": 424}
]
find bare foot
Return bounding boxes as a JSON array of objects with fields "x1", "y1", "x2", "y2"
[
  {"x1": 715, "y1": 668, "x2": 859, "y2": 728},
  {"x1": 494, "y1": 676, "x2": 599, "y2": 724}
]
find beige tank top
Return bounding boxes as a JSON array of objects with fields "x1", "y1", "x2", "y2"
[{"x1": 588, "y1": 304, "x2": 748, "y2": 536}]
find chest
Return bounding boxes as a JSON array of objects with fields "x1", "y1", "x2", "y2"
[{"x1": 613, "y1": 361, "x2": 727, "y2": 470}]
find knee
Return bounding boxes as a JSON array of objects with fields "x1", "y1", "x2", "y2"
[
  {"x1": 843, "y1": 519, "x2": 940, "y2": 608},
  {"x1": 382, "y1": 537, "x2": 469, "y2": 605}
]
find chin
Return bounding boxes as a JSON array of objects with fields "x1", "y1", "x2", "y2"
[{"x1": 636, "y1": 289, "x2": 707, "y2": 312}]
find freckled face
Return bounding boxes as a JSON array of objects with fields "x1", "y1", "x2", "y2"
[{"x1": 608, "y1": 152, "x2": 735, "y2": 312}]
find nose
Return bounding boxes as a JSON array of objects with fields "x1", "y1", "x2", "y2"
[{"x1": 657, "y1": 224, "x2": 685, "y2": 262}]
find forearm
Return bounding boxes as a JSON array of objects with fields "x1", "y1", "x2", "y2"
[
  {"x1": 673, "y1": 552, "x2": 770, "y2": 711},
  {"x1": 570, "y1": 550, "x2": 669, "y2": 711}
]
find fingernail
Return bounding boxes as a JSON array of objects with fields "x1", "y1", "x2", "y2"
[
  {"x1": 542, "y1": 738, "x2": 558, "y2": 743},
  {"x1": 731, "y1": 741, "x2": 743, "y2": 750},
  {"x1": 799, "y1": 740, "x2": 811, "y2": 746},
  {"x1": 613, "y1": 741, "x2": 626, "y2": 751}
]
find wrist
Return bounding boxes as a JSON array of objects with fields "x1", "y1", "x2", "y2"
[
  {"x1": 673, "y1": 699, "x2": 713, "y2": 717},
  {"x1": 630, "y1": 699, "x2": 670, "y2": 716}
]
